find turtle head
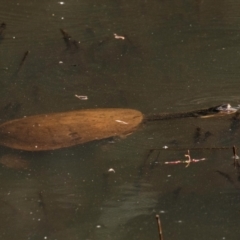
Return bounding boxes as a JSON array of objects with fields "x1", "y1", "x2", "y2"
[
  {"x1": 216, "y1": 104, "x2": 239, "y2": 114},
  {"x1": 200, "y1": 103, "x2": 240, "y2": 118}
]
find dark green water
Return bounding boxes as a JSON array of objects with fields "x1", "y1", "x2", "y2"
[{"x1": 1, "y1": 0, "x2": 240, "y2": 239}]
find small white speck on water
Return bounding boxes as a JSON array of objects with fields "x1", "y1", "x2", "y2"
[
  {"x1": 113, "y1": 33, "x2": 125, "y2": 40},
  {"x1": 75, "y1": 95, "x2": 88, "y2": 100}
]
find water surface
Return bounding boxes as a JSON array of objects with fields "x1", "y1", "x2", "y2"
[{"x1": 1, "y1": 0, "x2": 240, "y2": 239}]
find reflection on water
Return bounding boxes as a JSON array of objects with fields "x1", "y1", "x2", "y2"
[
  {"x1": 1, "y1": 0, "x2": 240, "y2": 239},
  {"x1": 95, "y1": 182, "x2": 157, "y2": 240},
  {"x1": 0, "y1": 153, "x2": 29, "y2": 169}
]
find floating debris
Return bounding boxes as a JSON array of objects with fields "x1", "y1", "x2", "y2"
[
  {"x1": 75, "y1": 95, "x2": 88, "y2": 100},
  {"x1": 113, "y1": 33, "x2": 125, "y2": 40},
  {"x1": 165, "y1": 150, "x2": 206, "y2": 167}
]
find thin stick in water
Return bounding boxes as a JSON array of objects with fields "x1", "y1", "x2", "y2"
[
  {"x1": 233, "y1": 145, "x2": 237, "y2": 168},
  {"x1": 19, "y1": 51, "x2": 29, "y2": 68},
  {"x1": 15, "y1": 50, "x2": 30, "y2": 75},
  {"x1": 155, "y1": 214, "x2": 164, "y2": 240},
  {"x1": 232, "y1": 145, "x2": 240, "y2": 176},
  {"x1": 0, "y1": 22, "x2": 6, "y2": 36}
]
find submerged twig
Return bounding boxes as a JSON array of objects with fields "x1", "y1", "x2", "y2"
[
  {"x1": 0, "y1": 22, "x2": 6, "y2": 37},
  {"x1": 155, "y1": 214, "x2": 164, "y2": 240},
  {"x1": 19, "y1": 51, "x2": 29, "y2": 68},
  {"x1": 60, "y1": 28, "x2": 71, "y2": 44},
  {"x1": 38, "y1": 191, "x2": 45, "y2": 209},
  {"x1": 216, "y1": 170, "x2": 235, "y2": 185},
  {"x1": 233, "y1": 145, "x2": 237, "y2": 168},
  {"x1": 60, "y1": 28, "x2": 79, "y2": 49},
  {"x1": 15, "y1": 50, "x2": 29, "y2": 74},
  {"x1": 232, "y1": 145, "x2": 240, "y2": 182}
]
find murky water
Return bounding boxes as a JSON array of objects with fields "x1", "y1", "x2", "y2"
[{"x1": 1, "y1": 0, "x2": 240, "y2": 239}]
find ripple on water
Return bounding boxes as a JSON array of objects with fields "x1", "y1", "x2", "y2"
[{"x1": 176, "y1": 95, "x2": 240, "y2": 108}]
